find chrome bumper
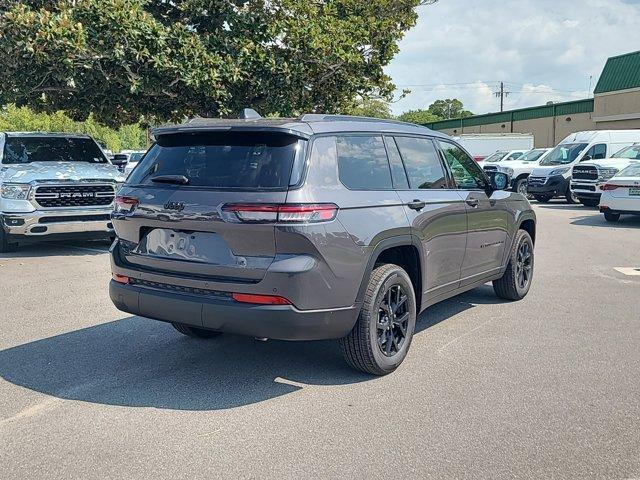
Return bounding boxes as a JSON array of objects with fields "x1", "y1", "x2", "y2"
[{"x1": 1, "y1": 208, "x2": 114, "y2": 236}]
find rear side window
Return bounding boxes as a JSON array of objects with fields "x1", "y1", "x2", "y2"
[
  {"x1": 394, "y1": 136, "x2": 447, "y2": 189},
  {"x1": 336, "y1": 136, "x2": 392, "y2": 190},
  {"x1": 127, "y1": 132, "x2": 300, "y2": 190}
]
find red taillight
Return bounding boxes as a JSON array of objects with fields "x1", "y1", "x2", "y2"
[
  {"x1": 602, "y1": 184, "x2": 622, "y2": 191},
  {"x1": 474, "y1": 156, "x2": 485, "y2": 162},
  {"x1": 232, "y1": 293, "x2": 291, "y2": 305},
  {"x1": 112, "y1": 273, "x2": 130, "y2": 284},
  {"x1": 222, "y1": 203, "x2": 338, "y2": 224},
  {"x1": 115, "y1": 195, "x2": 139, "y2": 212}
]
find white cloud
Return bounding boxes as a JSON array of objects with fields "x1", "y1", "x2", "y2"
[{"x1": 387, "y1": 0, "x2": 640, "y2": 115}]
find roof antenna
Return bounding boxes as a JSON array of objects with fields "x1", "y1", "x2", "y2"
[{"x1": 239, "y1": 108, "x2": 262, "y2": 119}]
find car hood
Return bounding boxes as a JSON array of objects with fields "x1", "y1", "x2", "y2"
[
  {"x1": 496, "y1": 160, "x2": 539, "y2": 169},
  {"x1": 531, "y1": 165, "x2": 571, "y2": 176},
  {"x1": 579, "y1": 158, "x2": 640, "y2": 170},
  {"x1": 0, "y1": 162, "x2": 125, "y2": 184}
]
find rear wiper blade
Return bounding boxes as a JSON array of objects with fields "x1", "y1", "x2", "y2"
[{"x1": 150, "y1": 175, "x2": 190, "y2": 185}]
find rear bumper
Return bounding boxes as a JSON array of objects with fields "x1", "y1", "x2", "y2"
[
  {"x1": 109, "y1": 280, "x2": 359, "y2": 341},
  {"x1": 527, "y1": 175, "x2": 569, "y2": 196}
]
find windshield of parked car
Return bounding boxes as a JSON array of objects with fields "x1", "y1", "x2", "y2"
[
  {"x1": 612, "y1": 145, "x2": 640, "y2": 160},
  {"x1": 539, "y1": 143, "x2": 588, "y2": 166},
  {"x1": 128, "y1": 131, "x2": 299, "y2": 190},
  {"x1": 3, "y1": 136, "x2": 108, "y2": 164},
  {"x1": 483, "y1": 151, "x2": 507, "y2": 163},
  {"x1": 617, "y1": 163, "x2": 640, "y2": 177},
  {"x1": 518, "y1": 149, "x2": 547, "y2": 162}
]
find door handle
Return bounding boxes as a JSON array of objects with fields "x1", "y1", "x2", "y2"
[
  {"x1": 465, "y1": 197, "x2": 480, "y2": 207},
  {"x1": 407, "y1": 199, "x2": 426, "y2": 211}
]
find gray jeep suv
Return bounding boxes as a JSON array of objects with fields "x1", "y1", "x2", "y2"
[{"x1": 109, "y1": 114, "x2": 536, "y2": 375}]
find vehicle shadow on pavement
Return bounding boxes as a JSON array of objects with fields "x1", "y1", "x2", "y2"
[
  {"x1": 0, "y1": 241, "x2": 110, "y2": 259},
  {"x1": 0, "y1": 287, "x2": 504, "y2": 411},
  {"x1": 570, "y1": 214, "x2": 640, "y2": 228}
]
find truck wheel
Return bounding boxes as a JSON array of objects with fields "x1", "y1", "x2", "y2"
[
  {"x1": 0, "y1": 228, "x2": 13, "y2": 253},
  {"x1": 493, "y1": 230, "x2": 534, "y2": 301},
  {"x1": 604, "y1": 211, "x2": 620, "y2": 223},
  {"x1": 514, "y1": 178, "x2": 528, "y2": 195},
  {"x1": 580, "y1": 198, "x2": 599, "y2": 208},
  {"x1": 339, "y1": 264, "x2": 417, "y2": 375},
  {"x1": 565, "y1": 187, "x2": 579, "y2": 204},
  {"x1": 533, "y1": 195, "x2": 551, "y2": 203},
  {"x1": 171, "y1": 323, "x2": 222, "y2": 338}
]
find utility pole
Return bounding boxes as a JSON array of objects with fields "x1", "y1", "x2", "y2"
[{"x1": 494, "y1": 81, "x2": 511, "y2": 112}]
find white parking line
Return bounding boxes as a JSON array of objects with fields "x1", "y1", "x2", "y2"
[{"x1": 614, "y1": 267, "x2": 640, "y2": 276}]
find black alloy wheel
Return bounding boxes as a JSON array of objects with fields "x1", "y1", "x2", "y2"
[{"x1": 377, "y1": 284, "x2": 410, "y2": 357}]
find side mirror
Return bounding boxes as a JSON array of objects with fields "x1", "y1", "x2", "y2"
[
  {"x1": 487, "y1": 171, "x2": 509, "y2": 190},
  {"x1": 581, "y1": 154, "x2": 592, "y2": 162}
]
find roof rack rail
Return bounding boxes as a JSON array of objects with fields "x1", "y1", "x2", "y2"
[{"x1": 298, "y1": 114, "x2": 426, "y2": 128}]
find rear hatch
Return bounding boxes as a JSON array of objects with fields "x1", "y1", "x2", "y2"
[{"x1": 112, "y1": 130, "x2": 305, "y2": 283}]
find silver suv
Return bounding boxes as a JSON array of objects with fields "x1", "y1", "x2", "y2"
[{"x1": 109, "y1": 114, "x2": 536, "y2": 375}]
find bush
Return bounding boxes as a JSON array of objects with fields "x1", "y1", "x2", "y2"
[{"x1": 0, "y1": 105, "x2": 147, "y2": 151}]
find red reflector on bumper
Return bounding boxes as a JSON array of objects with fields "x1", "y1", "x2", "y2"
[
  {"x1": 112, "y1": 273, "x2": 130, "y2": 284},
  {"x1": 232, "y1": 293, "x2": 291, "y2": 305}
]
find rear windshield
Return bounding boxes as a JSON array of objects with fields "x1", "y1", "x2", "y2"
[
  {"x1": 128, "y1": 132, "x2": 300, "y2": 189},
  {"x1": 3, "y1": 136, "x2": 107, "y2": 164}
]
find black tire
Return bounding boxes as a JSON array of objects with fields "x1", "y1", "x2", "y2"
[
  {"x1": 565, "y1": 187, "x2": 579, "y2": 204},
  {"x1": 171, "y1": 323, "x2": 222, "y2": 339},
  {"x1": 579, "y1": 198, "x2": 599, "y2": 208},
  {"x1": 493, "y1": 230, "x2": 534, "y2": 301},
  {"x1": 533, "y1": 195, "x2": 551, "y2": 203},
  {"x1": 339, "y1": 264, "x2": 417, "y2": 376},
  {"x1": 0, "y1": 228, "x2": 13, "y2": 254},
  {"x1": 604, "y1": 211, "x2": 620, "y2": 222},
  {"x1": 514, "y1": 178, "x2": 528, "y2": 196}
]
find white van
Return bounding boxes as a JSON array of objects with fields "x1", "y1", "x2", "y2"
[{"x1": 527, "y1": 130, "x2": 640, "y2": 203}]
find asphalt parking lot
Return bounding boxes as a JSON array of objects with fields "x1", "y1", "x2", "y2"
[{"x1": 1, "y1": 203, "x2": 639, "y2": 479}]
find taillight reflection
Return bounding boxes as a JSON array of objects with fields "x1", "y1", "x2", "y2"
[
  {"x1": 114, "y1": 195, "x2": 139, "y2": 212},
  {"x1": 602, "y1": 184, "x2": 623, "y2": 191}
]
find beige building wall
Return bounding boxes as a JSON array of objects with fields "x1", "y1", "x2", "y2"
[
  {"x1": 436, "y1": 112, "x2": 598, "y2": 148},
  {"x1": 594, "y1": 88, "x2": 640, "y2": 118}
]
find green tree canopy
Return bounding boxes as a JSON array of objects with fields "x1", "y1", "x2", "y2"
[
  {"x1": 0, "y1": 0, "x2": 435, "y2": 127},
  {"x1": 397, "y1": 108, "x2": 440, "y2": 124},
  {"x1": 344, "y1": 97, "x2": 393, "y2": 119},
  {"x1": 427, "y1": 98, "x2": 473, "y2": 119}
]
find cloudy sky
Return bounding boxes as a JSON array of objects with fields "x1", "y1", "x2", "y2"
[{"x1": 386, "y1": 0, "x2": 640, "y2": 116}]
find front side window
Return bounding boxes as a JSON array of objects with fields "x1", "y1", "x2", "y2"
[
  {"x1": 2, "y1": 136, "x2": 107, "y2": 164},
  {"x1": 583, "y1": 143, "x2": 607, "y2": 161},
  {"x1": 438, "y1": 140, "x2": 487, "y2": 190},
  {"x1": 394, "y1": 136, "x2": 447, "y2": 189},
  {"x1": 336, "y1": 135, "x2": 392, "y2": 190}
]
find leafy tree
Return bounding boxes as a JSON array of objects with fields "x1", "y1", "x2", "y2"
[
  {"x1": 397, "y1": 109, "x2": 441, "y2": 124},
  {"x1": 0, "y1": 104, "x2": 147, "y2": 151},
  {"x1": 0, "y1": 0, "x2": 436, "y2": 127},
  {"x1": 344, "y1": 97, "x2": 393, "y2": 119},
  {"x1": 427, "y1": 99, "x2": 473, "y2": 119}
]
